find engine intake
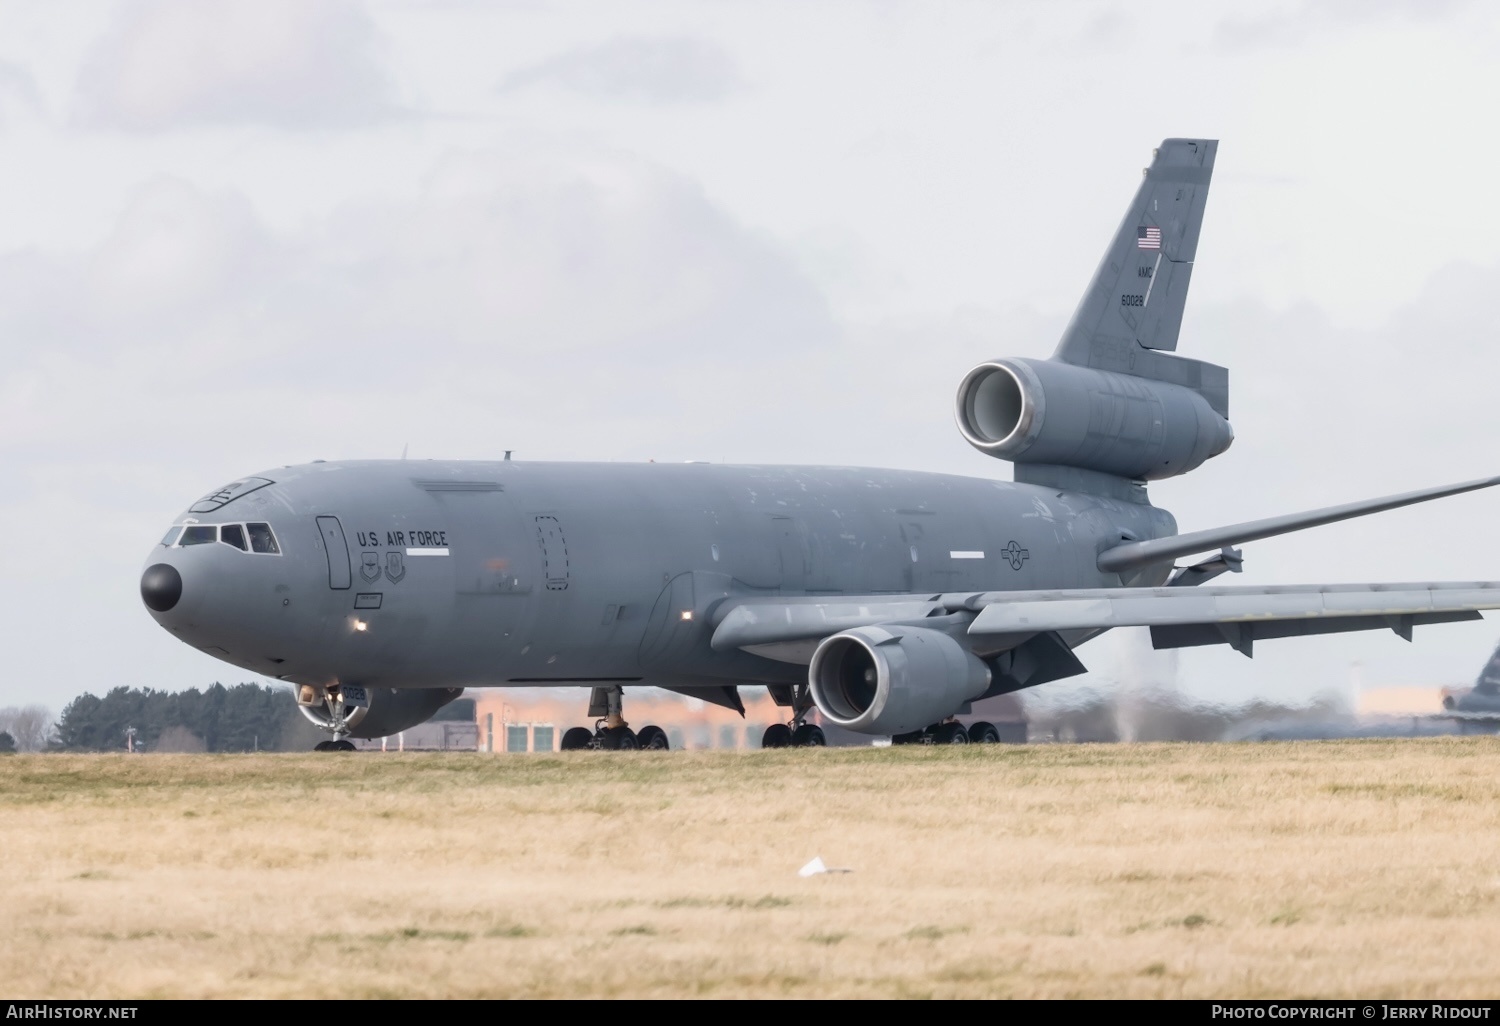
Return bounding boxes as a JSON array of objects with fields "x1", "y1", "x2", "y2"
[
  {"x1": 808, "y1": 625, "x2": 990, "y2": 736},
  {"x1": 955, "y1": 357, "x2": 1232, "y2": 481}
]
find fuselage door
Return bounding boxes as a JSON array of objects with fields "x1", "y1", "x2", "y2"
[
  {"x1": 317, "y1": 516, "x2": 352, "y2": 590},
  {"x1": 535, "y1": 515, "x2": 569, "y2": 591}
]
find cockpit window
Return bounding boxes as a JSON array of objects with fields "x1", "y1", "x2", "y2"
[
  {"x1": 163, "y1": 521, "x2": 280, "y2": 554},
  {"x1": 247, "y1": 523, "x2": 280, "y2": 554}
]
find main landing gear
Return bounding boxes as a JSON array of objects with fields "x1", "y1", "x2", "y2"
[
  {"x1": 761, "y1": 685, "x2": 825, "y2": 749},
  {"x1": 560, "y1": 685, "x2": 670, "y2": 751},
  {"x1": 891, "y1": 719, "x2": 1002, "y2": 745}
]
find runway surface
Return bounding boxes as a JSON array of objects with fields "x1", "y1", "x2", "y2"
[{"x1": 5, "y1": 741, "x2": 1500, "y2": 998}]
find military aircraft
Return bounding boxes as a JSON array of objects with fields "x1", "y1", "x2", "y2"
[
  {"x1": 1440, "y1": 639, "x2": 1500, "y2": 731},
  {"x1": 140, "y1": 138, "x2": 1500, "y2": 752}
]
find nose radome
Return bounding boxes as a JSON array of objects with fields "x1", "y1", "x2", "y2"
[{"x1": 141, "y1": 563, "x2": 183, "y2": 612}]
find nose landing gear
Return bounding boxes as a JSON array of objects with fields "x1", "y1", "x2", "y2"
[{"x1": 298, "y1": 685, "x2": 362, "y2": 753}]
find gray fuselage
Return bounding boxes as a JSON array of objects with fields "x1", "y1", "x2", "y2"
[{"x1": 142, "y1": 460, "x2": 1177, "y2": 693}]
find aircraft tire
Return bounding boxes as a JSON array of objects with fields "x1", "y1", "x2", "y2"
[
  {"x1": 600, "y1": 726, "x2": 638, "y2": 751},
  {"x1": 792, "y1": 724, "x2": 825, "y2": 747},
  {"x1": 967, "y1": 721, "x2": 1000, "y2": 744},
  {"x1": 314, "y1": 741, "x2": 335, "y2": 752},
  {"x1": 560, "y1": 727, "x2": 594, "y2": 751},
  {"x1": 934, "y1": 722, "x2": 968, "y2": 744},
  {"x1": 637, "y1": 725, "x2": 670, "y2": 750},
  {"x1": 889, "y1": 730, "x2": 923, "y2": 746},
  {"x1": 335, "y1": 740, "x2": 357, "y2": 752},
  {"x1": 761, "y1": 724, "x2": 793, "y2": 749}
]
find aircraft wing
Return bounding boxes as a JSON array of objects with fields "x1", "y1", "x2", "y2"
[
  {"x1": 964, "y1": 582, "x2": 1500, "y2": 656},
  {"x1": 710, "y1": 582, "x2": 1500, "y2": 661}
]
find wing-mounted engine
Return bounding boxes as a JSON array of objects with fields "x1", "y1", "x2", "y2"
[
  {"x1": 808, "y1": 625, "x2": 990, "y2": 736},
  {"x1": 954, "y1": 357, "x2": 1233, "y2": 481},
  {"x1": 297, "y1": 685, "x2": 462, "y2": 740}
]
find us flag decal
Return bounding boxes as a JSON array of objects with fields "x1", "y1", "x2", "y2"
[{"x1": 1136, "y1": 225, "x2": 1161, "y2": 249}]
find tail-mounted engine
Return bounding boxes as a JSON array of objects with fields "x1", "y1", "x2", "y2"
[
  {"x1": 808, "y1": 625, "x2": 990, "y2": 736},
  {"x1": 954, "y1": 357, "x2": 1232, "y2": 481}
]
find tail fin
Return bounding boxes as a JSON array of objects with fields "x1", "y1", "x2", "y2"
[
  {"x1": 1476, "y1": 638, "x2": 1500, "y2": 694},
  {"x1": 1052, "y1": 139, "x2": 1227, "y2": 416}
]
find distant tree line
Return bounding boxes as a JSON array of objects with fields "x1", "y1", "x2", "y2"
[
  {"x1": 0, "y1": 705, "x2": 55, "y2": 752},
  {"x1": 54, "y1": 683, "x2": 322, "y2": 753}
]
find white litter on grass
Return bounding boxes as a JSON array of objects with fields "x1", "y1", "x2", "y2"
[{"x1": 798, "y1": 856, "x2": 853, "y2": 877}]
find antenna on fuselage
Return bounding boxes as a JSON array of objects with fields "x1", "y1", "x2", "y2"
[
  {"x1": 504, "y1": 451, "x2": 512, "y2": 461},
  {"x1": 401, "y1": 443, "x2": 408, "y2": 460}
]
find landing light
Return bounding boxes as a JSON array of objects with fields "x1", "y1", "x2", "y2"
[
  {"x1": 353, "y1": 620, "x2": 368, "y2": 632},
  {"x1": 680, "y1": 610, "x2": 694, "y2": 621}
]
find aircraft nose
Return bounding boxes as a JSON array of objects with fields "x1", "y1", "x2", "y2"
[{"x1": 141, "y1": 563, "x2": 183, "y2": 613}]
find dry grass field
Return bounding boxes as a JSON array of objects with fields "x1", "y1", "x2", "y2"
[{"x1": 6, "y1": 740, "x2": 1500, "y2": 998}]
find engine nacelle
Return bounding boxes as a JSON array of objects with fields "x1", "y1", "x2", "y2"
[
  {"x1": 954, "y1": 357, "x2": 1232, "y2": 481},
  {"x1": 298, "y1": 686, "x2": 462, "y2": 739},
  {"x1": 808, "y1": 625, "x2": 991, "y2": 736}
]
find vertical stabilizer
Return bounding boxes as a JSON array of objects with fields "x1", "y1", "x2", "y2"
[
  {"x1": 1475, "y1": 638, "x2": 1500, "y2": 695},
  {"x1": 1054, "y1": 138, "x2": 1217, "y2": 367}
]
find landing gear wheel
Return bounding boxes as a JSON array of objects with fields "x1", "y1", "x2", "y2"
[
  {"x1": 967, "y1": 721, "x2": 1000, "y2": 744},
  {"x1": 561, "y1": 727, "x2": 595, "y2": 751},
  {"x1": 761, "y1": 723, "x2": 793, "y2": 749},
  {"x1": 600, "y1": 726, "x2": 638, "y2": 751},
  {"x1": 335, "y1": 740, "x2": 356, "y2": 752},
  {"x1": 314, "y1": 741, "x2": 335, "y2": 752},
  {"x1": 636, "y1": 725, "x2": 670, "y2": 750},
  {"x1": 890, "y1": 730, "x2": 923, "y2": 746},
  {"x1": 792, "y1": 724, "x2": 826, "y2": 747},
  {"x1": 934, "y1": 722, "x2": 969, "y2": 744}
]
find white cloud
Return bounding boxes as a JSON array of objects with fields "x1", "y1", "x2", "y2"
[
  {"x1": 0, "y1": 142, "x2": 841, "y2": 706},
  {"x1": 7, "y1": 0, "x2": 1500, "y2": 716},
  {"x1": 0, "y1": 59, "x2": 40, "y2": 125},
  {"x1": 1210, "y1": 0, "x2": 1472, "y2": 53},
  {"x1": 497, "y1": 35, "x2": 743, "y2": 104},
  {"x1": 72, "y1": 0, "x2": 403, "y2": 130}
]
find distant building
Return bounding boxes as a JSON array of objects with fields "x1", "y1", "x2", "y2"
[
  {"x1": 1357, "y1": 686, "x2": 1445, "y2": 717},
  {"x1": 351, "y1": 688, "x2": 1029, "y2": 752},
  {"x1": 466, "y1": 689, "x2": 1028, "y2": 751}
]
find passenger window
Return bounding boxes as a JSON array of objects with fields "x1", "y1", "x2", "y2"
[
  {"x1": 180, "y1": 525, "x2": 218, "y2": 546},
  {"x1": 160, "y1": 526, "x2": 183, "y2": 547},
  {"x1": 247, "y1": 523, "x2": 280, "y2": 554},
  {"x1": 220, "y1": 524, "x2": 248, "y2": 551}
]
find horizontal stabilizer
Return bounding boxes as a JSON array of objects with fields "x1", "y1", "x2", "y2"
[
  {"x1": 1097, "y1": 475, "x2": 1500, "y2": 575},
  {"x1": 1438, "y1": 711, "x2": 1500, "y2": 724}
]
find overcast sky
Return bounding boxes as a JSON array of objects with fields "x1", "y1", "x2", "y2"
[{"x1": 5, "y1": 0, "x2": 1500, "y2": 715}]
